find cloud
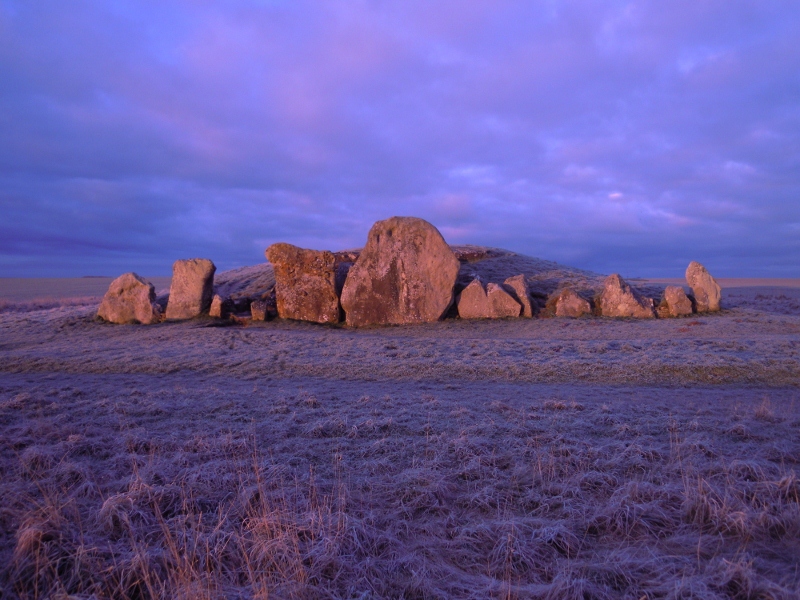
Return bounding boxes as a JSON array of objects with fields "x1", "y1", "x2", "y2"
[{"x1": 0, "y1": 0, "x2": 799, "y2": 277}]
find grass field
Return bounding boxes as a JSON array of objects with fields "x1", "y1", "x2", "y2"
[{"x1": 0, "y1": 275, "x2": 798, "y2": 598}]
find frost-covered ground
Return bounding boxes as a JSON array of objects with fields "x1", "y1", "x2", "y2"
[{"x1": 0, "y1": 267, "x2": 799, "y2": 598}]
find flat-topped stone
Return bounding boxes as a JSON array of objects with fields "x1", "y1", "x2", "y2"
[
  {"x1": 165, "y1": 258, "x2": 216, "y2": 320},
  {"x1": 266, "y1": 243, "x2": 340, "y2": 324}
]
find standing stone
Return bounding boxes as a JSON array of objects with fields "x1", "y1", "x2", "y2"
[
  {"x1": 209, "y1": 294, "x2": 234, "y2": 319},
  {"x1": 265, "y1": 243, "x2": 340, "y2": 324},
  {"x1": 596, "y1": 274, "x2": 656, "y2": 318},
  {"x1": 659, "y1": 286, "x2": 693, "y2": 317},
  {"x1": 456, "y1": 279, "x2": 521, "y2": 319},
  {"x1": 97, "y1": 273, "x2": 161, "y2": 324},
  {"x1": 165, "y1": 259, "x2": 216, "y2": 320},
  {"x1": 340, "y1": 217, "x2": 460, "y2": 326},
  {"x1": 456, "y1": 279, "x2": 491, "y2": 319},
  {"x1": 250, "y1": 300, "x2": 268, "y2": 321},
  {"x1": 685, "y1": 261, "x2": 721, "y2": 312},
  {"x1": 546, "y1": 288, "x2": 592, "y2": 318},
  {"x1": 503, "y1": 275, "x2": 534, "y2": 317},
  {"x1": 487, "y1": 283, "x2": 522, "y2": 318}
]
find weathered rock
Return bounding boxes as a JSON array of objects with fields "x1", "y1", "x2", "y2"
[
  {"x1": 250, "y1": 300, "x2": 268, "y2": 321},
  {"x1": 503, "y1": 275, "x2": 534, "y2": 318},
  {"x1": 340, "y1": 217, "x2": 460, "y2": 326},
  {"x1": 659, "y1": 285, "x2": 693, "y2": 317},
  {"x1": 265, "y1": 243, "x2": 340, "y2": 324},
  {"x1": 488, "y1": 283, "x2": 522, "y2": 318},
  {"x1": 97, "y1": 272, "x2": 161, "y2": 324},
  {"x1": 165, "y1": 259, "x2": 216, "y2": 320},
  {"x1": 546, "y1": 288, "x2": 592, "y2": 318},
  {"x1": 209, "y1": 294, "x2": 234, "y2": 319},
  {"x1": 456, "y1": 279, "x2": 490, "y2": 319},
  {"x1": 456, "y1": 279, "x2": 521, "y2": 319},
  {"x1": 686, "y1": 261, "x2": 721, "y2": 312},
  {"x1": 596, "y1": 274, "x2": 656, "y2": 318}
]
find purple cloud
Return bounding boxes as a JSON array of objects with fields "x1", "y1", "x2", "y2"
[{"x1": 1, "y1": 0, "x2": 798, "y2": 277}]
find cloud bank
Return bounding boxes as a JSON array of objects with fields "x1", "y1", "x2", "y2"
[{"x1": 1, "y1": 1, "x2": 799, "y2": 277}]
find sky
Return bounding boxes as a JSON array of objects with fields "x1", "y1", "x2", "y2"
[{"x1": 1, "y1": 1, "x2": 799, "y2": 278}]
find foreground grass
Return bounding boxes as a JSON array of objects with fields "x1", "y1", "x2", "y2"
[{"x1": 0, "y1": 375, "x2": 798, "y2": 599}]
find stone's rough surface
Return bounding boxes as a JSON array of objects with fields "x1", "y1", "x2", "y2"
[
  {"x1": 340, "y1": 217, "x2": 460, "y2": 326},
  {"x1": 97, "y1": 273, "x2": 161, "y2": 324},
  {"x1": 596, "y1": 274, "x2": 656, "y2": 318},
  {"x1": 456, "y1": 279, "x2": 491, "y2": 319},
  {"x1": 456, "y1": 279, "x2": 521, "y2": 319},
  {"x1": 546, "y1": 288, "x2": 592, "y2": 318},
  {"x1": 265, "y1": 243, "x2": 340, "y2": 324},
  {"x1": 686, "y1": 261, "x2": 721, "y2": 312},
  {"x1": 503, "y1": 275, "x2": 534, "y2": 318},
  {"x1": 165, "y1": 259, "x2": 216, "y2": 320},
  {"x1": 487, "y1": 283, "x2": 522, "y2": 318},
  {"x1": 250, "y1": 300, "x2": 268, "y2": 321},
  {"x1": 660, "y1": 286, "x2": 694, "y2": 317}
]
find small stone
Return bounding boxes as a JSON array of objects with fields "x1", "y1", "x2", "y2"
[
  {"x1": 456, "y1": 279, "x2": 490, "y2": 319},
  {"x1": 209, "y1": 294, "x2": 234, "y2": 319},
  {"x1": 266, "y1": 243, "x2": 340, "y2": 324},
  {"x1": 503, "y1": 275, "x2": 534, "y2": 317},
  {"x1": 659, "y1": 286, "x2": 693, "y2": 317},
  {"x1": 457, "y1": 279, "x2": 521, "y2": 319},
  {"x1": 685, "y1": 261, "x2": 721, "y2": 312},
  {"x1": 487, "y1": 283, "x2": 522, "y2": 318},
  {"x1": 97, "y1": 273, "x2": 161, "y2": 324},
  {"x1": 165, "y1": 258, "x2": 216, "y2": 320},
  {"x1": 250, "y1": 300, "x2": 268, "y2": 321},
  {"x1": 596, "y1": 274, "x2": 655, "y2": 318},
  {"x1": 546, "y1": 288, "x2": 592, "y2": 318}
]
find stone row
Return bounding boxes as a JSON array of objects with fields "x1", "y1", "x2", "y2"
[{"x1": 96, "y1": 217, "x2": 721, "y2": 325}]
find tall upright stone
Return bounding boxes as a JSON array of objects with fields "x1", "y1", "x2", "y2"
[
  {"x1": 340, "y1": 217, "x2": 460, "y2": 326},
  {"x1": 596, "y1": 274, "x2": 656, "y2": 318},
  {"x1": 97, "y1": 272, "x2": 161, "y2": 324},
  {"x1": 503, "y1": 275, "x2": 534, "y2": 318},
  {"x1": 685, "y1": 261, "x2": 721, "y2": 312},
  {"x1": 165, "y1": 258, "x2": 216, "y2": 320},
  {"x1": 265, "y1": 243, "x2": 340, "y2": 324}
]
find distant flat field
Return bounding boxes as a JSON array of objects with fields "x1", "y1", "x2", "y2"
[
  {"x1": 0, "y1": 277, "x2": 172, "y2": 301},
  {"x1": 641, "y1": 277, "x2": 800, "y2": 288}
]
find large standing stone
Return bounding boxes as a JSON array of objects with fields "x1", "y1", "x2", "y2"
[
  {"x1": 503, "y1": 275, "x2": 534, "y2": 318},
  {"x1": 546, "y1": 288, "x2": 592, "y2": 318},
  {"x1": 456, "y1": 279, "x2": 521, "y2": 319},
  {"x1": 658, "y1": 285, "x2": 693, "y2": 317},
  {"x1": 596, "y1": 274, "x2": 656, "y2": 318},
  {"x1": 97, "y1": 273, "x2": 161, "y2": 324},
  {"x1": 165, "y1": 258, "x2": 216, "y2": 320},
  {"x1": 265, "y1": 243, "x2": 340, "y2": 324},
  {"x1": 340, "y1": 217, "x2": 460, "y2": 326},
  {"x1": 685, "y1": 261, "x2": 721, "y2": 312}
]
